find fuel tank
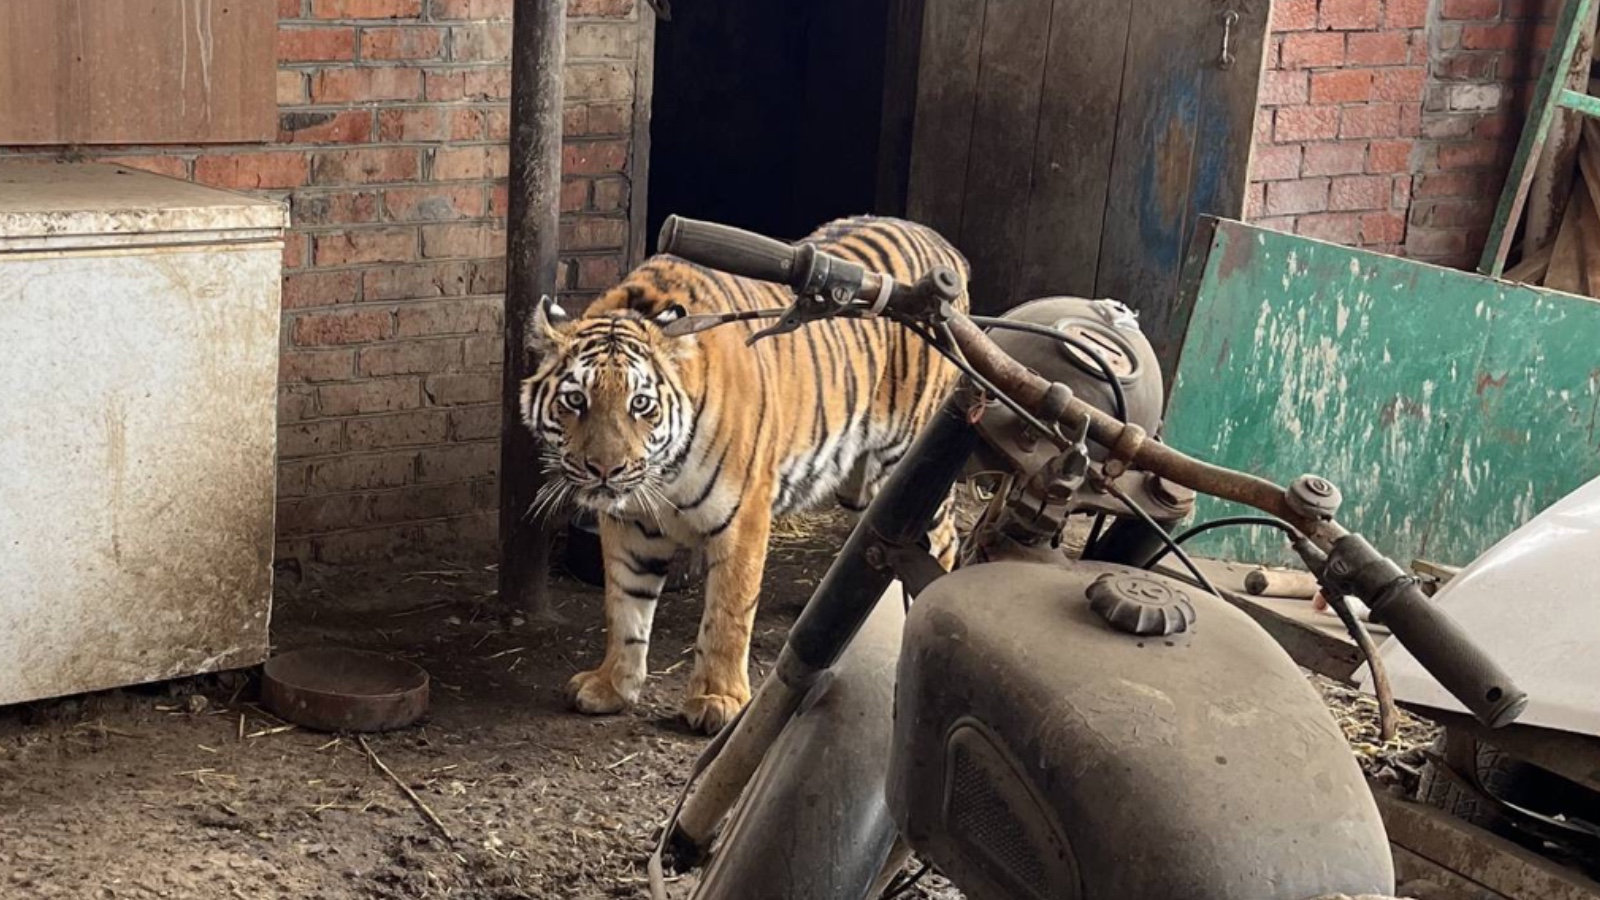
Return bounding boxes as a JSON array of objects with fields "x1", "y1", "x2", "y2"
[{"x1": 886, "y1": 559, "x2": 1393, "y2": 900}]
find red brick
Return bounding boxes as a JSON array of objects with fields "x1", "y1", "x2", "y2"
[
  {"x1": 1361, "y1": 211, "x2": 1407, "y2": 244},
  {"x1": 416, "y1": 443, "x2": 497, "y2": 483},
  {"x1": 491, "y1": 182, "x2": 511, "y2": 217},
  {"x1": 423, "y1": 373, "x2": 500, "y2": 406},
  {"x1": 102, "y1": 155, "x2": 189, "y2": 179},
  {"x1": 279, "y1": 110, "x2": 372, "y2": 144},
  {"x1": 277, "y1": 27, "x2": 357, "y2": 62},
  {"x1": 396, "y1": 298, "x2": 502, "y2": 336},
  {"x1": 1461, "y1": 23, "x2": 1519, "y2": 50},
  {"x1": 1366, "y1": 139, "x2": 1414, "y2": 173},
  {"x1": 1281, "y1": 33, "x2": 1345, "y2": 68},
  {"x1": 377, "y1": 107, "x2": 485, "y2": 142},
  {"x1": 463, "y1": 334, "x2": 504, "y2": 369},
  {"x1": 1435, "y1": 52, "x2": 1499, "y2": 81},
  {"x1": 315, "y1": 228, "x2": 417, "y2": 266},
  {"x1": 593, "y1": 178, "x2": 628, "y2": 211},
  {"x1": 363, "y1": 262, "x2": 474, "y2": 301},
  {"x1": 429, "y1": 0, "x2": 513, "y2": 18},
  {"x1": 560, "y1": 217, "x2": 628, "y2": 251},
  {"x1": 283, "y1": 270, "x2": 362, "y2": 310},
  {"x1": 1270, "y1": 0, "x2": 1317, "y2": 30},
  {"x1": 1318, "y1": 0, "x2": 1379, "y2": 30},
  {"x1": 1340, "y1": 104, "x2": 1400, "y2": 138},
  {"x1": 1372, "y1": 67, "x2": 1426, "y2": 103},
  {"x1": 431, "y1": 145, "x2": 509, "y2": 180},
  {"x1": 575, "y1": 255, "x2": 624, "y2": 289},
  {"x1": 1303, "y1": 142, "x2": 1368, "y2": 176},
  {"x1": 569, "y1": 0, "x2": 633, "y2": 16},
  {"x1": 1259, "y1": 70, "x2": 1308, "y2": 107},
  {"x1": 317, "y1": 381, "x2": 420, "y2": 418},
  {"x1": 292, "y1": 190, "x2": 382, "y2": 225},
  {"x1": 485, "y1": 108, "x2": 511, "y2": 140},
  {"x1": 557, "y1": 179, "x2": 588, "y2": 213},
  {"x1": 305, "y1": 452, "x2": 417, "y2": 492},
  {"x1": 424, "y1": 68, "x2": 512, "y2": 101},
  {"x1": 281, "y1": 349, "x2": 356, "y2": 383},
  {"x1": 449, "y1": 405, "x2": 500, "y2": 440},
  {"x1": 1251, "y1": 145, "x2": 1302, "y2": 181},
  {"x1": 1274, "y1": 106, "x2": 1340, "y2": 142},
  {"x1": 311, "y1": 67, "x2": 424, "y2": 103},
  {"x1": 565, "y1": 63, "x2": 633, "y2": 101},
  {"x1": 1399, "y1": 104, "x2": 1422, "y2": 137},
  {"x1": 568, "y1": 22, "x2": 638, "y2": 59},
  {"x1": 1310, "y1": 70, "x2": 1372, "y2": 104},
  {"x1": 1346, "y1": 32, "x2": 1409, "y2": 65},
  {"x1": 293, "y1": 308, "x2": 394, "y2": 346},
  {"x1": 1416, "y1": 171, "x2": 1491, "y2": 198},
  {"x1": 421, "y1": 222, "x2": 504, "y2": 258},
  {"x1": 347, "y1": 411, "x2": 450, "y2": 450},
  {"x1": 1244, "y1": 183, "x2": 1266, "y2": 219},
  {"x1": 562, "y1": 140, "x2": 629, "y2": 176},
  {"x1": 310, "y1": 0, "x2": 421, "y2": 17},
  {"x1": 1393, "y1": 175, "x2": 1413, "y2": 209},
  {"x1": 1406, "y1": 227, "x2": 1471, "y2": 258},
  {"x1": 1437, "y1": 141, "x2": 1503, "y2": 169},
  {"x1": 360, "y1": 26, "x2": 446, "y2": 59},
  {"x1": 1295, "y1": 213, "x2": 1363, "y2": 244},
  {"x1": 1412, "y1": 198, "x2": 1498, "y2": 228},
  {"x1": 195, "y1": 152, "x2": 310, "y2": 189},
  {"x1": 1329, "y1": 175, "x2": 1391, "y2": 210},
  {"x1": 280, "y1": 0, "x2": 304, "y2": 16},
  {"x1": 278, "y1": 70, "x2": 308, "y2": 105},
  {"x1": 1386, "y1": 0, "x2": 1430, "y2": 27},
  {"x1": 284, "y1": 234, "x2": 309, "y2": 270},
  {"x1": 359, "y1": 340, "x2": 463, "y2": 376},
  {"x1": 562, "y1": 102, "x2": 631, "y2": 136},
  {"x1": 1442, "y1": 0, "x2": 1501, "y2": 17},
  {"x1": 384, "y1": 185, "x2": 485, "y2": 221},
  {"x1": 312, "y1": 148, "x2": 422, "y2": 185},
  {"x1": 1265, "y1": 178, "x2": 1330, "y2": 216},
  {"x1": 1474, "y1": 114, "x2": 1511, "y2": 140},
  {"x1": 451, "y1": 23, "x2": 513, "y2": 61}
]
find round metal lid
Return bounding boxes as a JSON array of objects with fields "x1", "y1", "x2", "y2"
[{"x1": 1086, "y1": 572, "x2": 1197, "y2": 637}]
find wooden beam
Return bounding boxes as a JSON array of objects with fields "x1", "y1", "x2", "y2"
[
  {"x1": 627, "y1": 7, "x2": 657, "y2": 268},
  {"x1": 500, "y1": 0, "x2": 567, "y2": 621}
]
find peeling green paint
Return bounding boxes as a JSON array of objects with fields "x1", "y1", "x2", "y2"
[{"x1": 1164, "y1": 219, "x2": 1600, "y2": 567}]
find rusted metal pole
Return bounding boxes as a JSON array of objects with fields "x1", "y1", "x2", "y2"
[{"x1": 500, "y1": 0, "x2": 566, "y2": 621}]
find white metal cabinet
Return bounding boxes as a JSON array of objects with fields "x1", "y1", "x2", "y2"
[{"x1": 0, "y1": 162, "x2": 286, "y2": 706}]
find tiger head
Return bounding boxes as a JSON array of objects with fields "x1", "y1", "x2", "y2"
[{"x1": 519, "y1": 295, "x2": 695, "y2": 516}]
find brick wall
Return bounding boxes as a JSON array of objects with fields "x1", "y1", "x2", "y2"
[
  {"x1": 1249, "y1": 0, "x2": 1554, "y2": 267},
  {"x1": 0, "y1": 0, "x2": 649, "y2": 564}
]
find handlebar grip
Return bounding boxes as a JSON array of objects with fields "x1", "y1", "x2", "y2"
[
  {"x1": 658, "y1": 215, "x2": 800, "y2": 287},
  {"x1": 1323, "y1": 533, "x2": 1527, "y2": 728}
]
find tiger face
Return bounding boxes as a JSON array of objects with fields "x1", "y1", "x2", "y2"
[{"x1": 520, "y1": 297, "x2": 693, "y2": 516}]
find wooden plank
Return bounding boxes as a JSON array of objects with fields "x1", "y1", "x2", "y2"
[
  {"x1": 0, "y1": 0, "x2": 275, "y2": 145},
  {"x1": 874, "y1": 0, "x2": 927, "y2": 217},
  {"x1": 628, "y1": 9, "x2": 657, "y2": 267},
  {"x1": 1373, "y1": 785, "x2": 1600, "y2": 900},
  {"x1": 1392, "y1": 846, "x2": 1512, "y2": 900},
  {"x1": 1014, "y1": 0, "x2": 1134, "y2": 301},
  {"x1": 955, "y1": 0, "x2": 1056, "y2": 314},
  {"x1": 1164, "y1": 220, "x2": 1600, "y2": 569},
  {"x1": 904, "y1": 0, "x2": 987, "y2": 242},
  {"x1": 1544, "y1": 177, "x2": 1586, "y2": 293},
  {"x1": 1094, "y1": 0, "x2": 1269, "y2": 372}
]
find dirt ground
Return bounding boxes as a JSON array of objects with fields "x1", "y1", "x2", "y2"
[
  {"x1": 0, "y1": 511, "x2": 1430, "y2": 900},
  {"x1": 0, "y1": 515, "x2": 969, "y2": 900}
]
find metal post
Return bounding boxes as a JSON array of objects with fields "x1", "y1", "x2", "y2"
[{"x1": 500, "y1": 0, "x2": 566, "y2": 620}]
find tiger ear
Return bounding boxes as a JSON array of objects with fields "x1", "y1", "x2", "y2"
[
  {"x1": 528, "y1": 294, "x2": 572, "y2": 356},
  {"x1": 653, "y1": 303, "x2": 687, "y2": 328}
]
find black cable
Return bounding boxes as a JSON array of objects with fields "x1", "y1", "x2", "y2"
[
  {"x1": 969, "y1": 315, "x2": 1128, "y2": 423},
  {"x1": 882, "y1": 861, "x2": 933, "y2": 899},
  {"x1": 904, "y1": 319, "x2": 1061, "y2": 442},
  {"x1": 1103, "y1": 482, "x2": 1221, "y2": 597},
  {"x1": 1143, "y1": 515, "x2": 1300, "y2": 569},
  {"x1": 1083, "y1": 512, "x2": 1108, "y2": 557}
]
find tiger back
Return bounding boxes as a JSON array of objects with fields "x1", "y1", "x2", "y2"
[{"x1": 521, "y1": 215, "x2": 968, "y2": 733}]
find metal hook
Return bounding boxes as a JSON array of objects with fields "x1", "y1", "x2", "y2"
[{"x1": 1218, "y1": 9, "x2": 1239, "y2": 70}]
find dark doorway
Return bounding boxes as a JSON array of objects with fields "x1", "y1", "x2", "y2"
[{"x1": 645, "y1": 0, "x2": 896, "y2": 247}]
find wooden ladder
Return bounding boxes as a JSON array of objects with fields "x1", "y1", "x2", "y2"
[{"x1": 1480, "y1": 0, "x2": 1599, "y2": 278}]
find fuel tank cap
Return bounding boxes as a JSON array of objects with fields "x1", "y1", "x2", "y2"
[{"x1": 1087, "y1": 572, "x2": 1196, "y2": 636}]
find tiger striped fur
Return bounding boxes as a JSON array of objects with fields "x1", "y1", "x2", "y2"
[{"x1": 520, "y1": 215, "x2": 969, "y2": 734}]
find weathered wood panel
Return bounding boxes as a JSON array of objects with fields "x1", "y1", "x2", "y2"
[
  {"x1": 905, "y1": 0, "x2": 986, "y2": 242},
  {"x1": 1096, "y1": 0, "x2": 1270, "y2": 368},
  {"x1": 1164, "y1": 219, "x2": 1600, "y2": 568},
  {"x1": 0, "y1": 0, "x2": 276, "y2": 145}
]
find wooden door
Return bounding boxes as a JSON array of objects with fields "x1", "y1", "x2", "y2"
[{"x1": 902, "y1": 0, "x2": 1269, "y2": 371}]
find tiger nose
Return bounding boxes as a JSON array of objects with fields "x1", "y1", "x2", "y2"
[{"x1": 585, "y1": 460, "x2": 628, "y2": 483}]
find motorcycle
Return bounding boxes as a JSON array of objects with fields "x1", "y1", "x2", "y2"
[{"x1": 636, "y1": 215, "x2": 1528, "y2": 900}]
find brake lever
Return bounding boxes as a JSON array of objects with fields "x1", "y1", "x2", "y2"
[
  {"x1": 745, "y1": 292, "x2": 867, "y2": 346},
  {"x1": 660, "y1": 308, "x2": 786, "y2": 338}
]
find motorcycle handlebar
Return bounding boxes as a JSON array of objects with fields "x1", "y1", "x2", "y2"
[{"x1": 657, "y1": 213, "x2": 1528, "y2": 729}]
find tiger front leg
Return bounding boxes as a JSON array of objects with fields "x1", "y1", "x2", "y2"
[
  {"x1": 682, "y1": 502, "x2": 773, "y2": 734},
  {"x1": 568, "y1": 516, "x2": 677, "y2": 716}
]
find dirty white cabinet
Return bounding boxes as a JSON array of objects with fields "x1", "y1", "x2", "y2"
[{"x1": 0, "y1": 162, "x2": 287, "y2": 706}]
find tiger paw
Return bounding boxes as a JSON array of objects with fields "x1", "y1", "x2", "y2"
[
  {"x1": 568, "y1": 668, "x2": 630, "y2": 715},
  {"x1": 681, "y1": 691, "x2": 747, "y2": 735}
]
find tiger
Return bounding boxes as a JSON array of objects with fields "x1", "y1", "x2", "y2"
[{"x1": 520, "y1": 215, "x2": 970, "y2": 734}]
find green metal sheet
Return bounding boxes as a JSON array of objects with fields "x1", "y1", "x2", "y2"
[{"x1": 1164, "y1": 218, "x2": 1600, "y2": 567}]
